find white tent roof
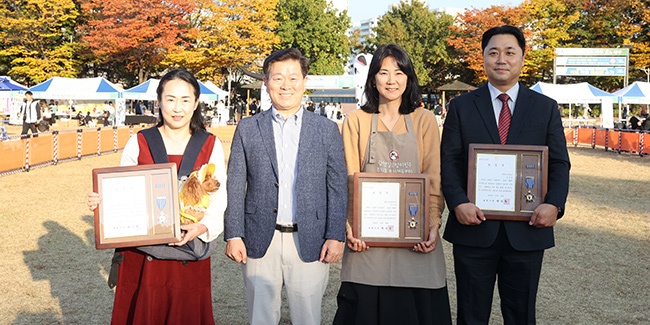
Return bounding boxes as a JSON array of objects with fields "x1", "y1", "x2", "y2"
[
  {"x1": 123, "y1": 79, "x2": 159, "y2": 100},
  {"x1": 203, "y1": 81, "x2": 228, "y2": 100},
  {"x1": 123, "y1": 79, "x2": 218, "y2": 102},
  {"x1": 612, "y1": 81, "x2": 650, "y2": 104},
  {"x1": 530, "y1": 82, "x2": 614, "y2": 104},
  {"x1": 29, "y1": 77, "x2": 123, "y2": 100}
]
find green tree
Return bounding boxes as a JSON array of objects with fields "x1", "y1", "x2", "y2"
[
  {"x1": 561, "y1": 0, "x2": 629, "y2": 89},
  {"x1": 275, "y1": 0, "x2": 351, "y2": 75},
  {"x1": 0, "y1": 0, "x2": 80, "y2": 85},
  {"x1": 372, "y1": 0, "x2": 455, "y2": 94}
]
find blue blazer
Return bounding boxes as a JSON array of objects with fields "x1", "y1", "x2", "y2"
[
  {"x1": 441, "y1": 84, "x2": 571, "y2": 251},
  {"x1": 224, "y1": 109, "x2": 348, "y2": 262}
]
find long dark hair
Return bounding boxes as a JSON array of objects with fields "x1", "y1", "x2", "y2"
[
  {"x1": 156, "y1": 69, "x2": 206, "y2": 133},
  {"x1": 361, "y1": 44, "x2": 421, "y2": 115}
]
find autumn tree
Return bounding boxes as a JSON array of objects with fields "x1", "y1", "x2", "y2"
[
  {"x1": 559, "y1": 0, "x2": 630, "y2": 89},
  {"x1": 165, "y1": 0, "x2": 279, "y2": 85},
  {"x1": 521, "y1": 0, "x2": 580, "y2": 82},
  {"x1": 619, "y1": 0, "x2": 650, "y2": 83},
  {"x1": 79, "y1": 0, "x2": 195, "y2": 84},
  {"x1": 0, "y1": 0, "x2": 80, "y2": 85},
  {"x1": 372, "y1": 0, "x2": 455, "y2": 93},
  {"x1": 448, "y1": 6, "x2": 528, "y2": 86},
  {"x1": 275, "y1": 0, "x2": 351, "y2": 75}
]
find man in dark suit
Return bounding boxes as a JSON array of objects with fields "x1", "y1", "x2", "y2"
[
  {"x1": 224, "y1": 48, "x2": 347, "y2": 325},
  {"x1": 441, "y1": 25, "x2": 570, "y2": 324}
]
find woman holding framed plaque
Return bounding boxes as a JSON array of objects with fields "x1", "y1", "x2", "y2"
[
  {"x1": 87, "y1": 69, "x2": 227, "y2": 324},
  {"x1": 333, "y1": 44, "x2": 451, "y2": 324}
]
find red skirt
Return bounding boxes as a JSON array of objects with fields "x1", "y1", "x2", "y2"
[{"x1": 111, "y1": 249, "x2": 214, "y2": 325}]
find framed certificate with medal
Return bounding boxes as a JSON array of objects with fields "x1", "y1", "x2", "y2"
[
  {"x1": 467, "y1": 144, "x2": 548, "y2": 221},
  {"x1": 352, "y1": 172, "x2": 429, "y2": 247},
  {"x1": 92, "y1": 163, "x2": 182, "y2": 249}
]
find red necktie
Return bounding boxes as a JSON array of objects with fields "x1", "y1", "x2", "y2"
[{"x1": 497, "y1": 93, "x2": 511, "y2": 144}]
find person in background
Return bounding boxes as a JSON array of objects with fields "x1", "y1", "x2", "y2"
[
  {"x1": 83, "y1": 112, "x2": 94, "y2": 127},
  {"x1": 19, "y1": 91, "x2": 41, "y2": 135},
  {"x1": 87, "y1": 68, "x2": 227, "y2": 324},
  {"x1": 441, "y1": 25, "x2": 570, "y2": 324},
  {"x1": 249, "y1": 99, "x2": 259, "y2": 116},
  {"x1": 333, "y1": 44, "x2": 452, "y2": 325},
  {"x1": 107, "y1": 101, "x2": 116, "y2": 126},
  {"x1": 235, "y1": 99, "x2": 245, "y2": 122},
  {"x1": 224, "y1": 48, "x2": 347, "y2": 325}
]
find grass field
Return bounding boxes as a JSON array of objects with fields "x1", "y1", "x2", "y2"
[{"x1": 0, "y1": 123, "x2": 649, "y2": 324}]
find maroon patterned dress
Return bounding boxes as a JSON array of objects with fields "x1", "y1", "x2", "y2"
[{"x1": 110, "y1": 132, "x2": 217, "y2": 325}]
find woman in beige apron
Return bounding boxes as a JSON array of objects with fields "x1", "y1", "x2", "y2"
[{"x1": 334, "y1": 44, "x2": 451, "y2": 324}]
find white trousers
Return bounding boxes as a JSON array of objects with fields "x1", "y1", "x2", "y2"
[{"x1": 242, "y1": 230, "x2": 329, "y2": 325}]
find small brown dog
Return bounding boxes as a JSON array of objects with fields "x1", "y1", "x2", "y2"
[{"x1": 178, "y1": 163, "x2": 220, "y2": 225}]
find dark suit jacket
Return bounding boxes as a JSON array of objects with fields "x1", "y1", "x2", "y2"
[
  {"x1": 441, "y1": 83, "x2": 570, "y2": 251},
  {"x1": 224, "y1": 109, "x2": 348, "y2": 262}
]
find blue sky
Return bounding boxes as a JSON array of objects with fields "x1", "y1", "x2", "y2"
[{"x1": 349, "y1": 0, "x2": 523, "y2": 22}]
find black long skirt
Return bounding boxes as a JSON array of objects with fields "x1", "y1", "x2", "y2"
[{"x1": 333, "y1": 282, "x2": 452, "y2": 325}]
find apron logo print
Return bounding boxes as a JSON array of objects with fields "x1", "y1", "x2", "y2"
[{"x1": 389, "y1": 149, "x2": 399, "y2": 161}]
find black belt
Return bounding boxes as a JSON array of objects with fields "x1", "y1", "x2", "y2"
[{"x1": 275, "y1": 224, "x2": 298, "y2": 233}]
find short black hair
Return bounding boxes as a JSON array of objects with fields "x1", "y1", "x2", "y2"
[
  {"x1": 361, "y1": 44, "x2": 421, "y2": 115},
  {"x1": 263, "y1": 48, "x2": 310, "y2": 78},
  {"x1": 481, "y1": 25, "x2": 526, "y2": 55},
  {"x1": 25, "y1": 91, "x2": 33, "y2": 96}
]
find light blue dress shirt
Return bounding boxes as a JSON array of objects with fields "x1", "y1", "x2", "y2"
[{"x1": 271, "y1": 107, "x2": 304, "y2": 225}]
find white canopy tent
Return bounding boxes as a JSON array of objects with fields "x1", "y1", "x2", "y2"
[
  {"x1": 123, "y1": 79, "x2": 219, "y2": 102},
  {"x1": 123, "y1": 79, "x2": 159, "y2": 100},
  {"x1": 30, "y1": 76, "x2": 122, "y2": 100},
  {"x1": 612, "y1": 81, "x2": 650, "y2": 104},
  {"x1": 530, "y1": 82, "x2": 615, "y2": 128},
  {"x1": 203, "y1": 81, "x2": 228, "y2": 101}
]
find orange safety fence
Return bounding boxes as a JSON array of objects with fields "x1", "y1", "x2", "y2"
[
  {"x1": 80, "y1": 128, "x2": 100, "y2": 156},
  {"x1": 594, "y1": 129, "x2": 607, "y2": 148},
  {"x1": 99, "y1": 128, "x2": 115, "y2": 153},
  {"x1": 607, "y1": 129, "x2": 620, "y2": 151},
  {"x1": 0, "y1": 138, "x2": 26, "y2": 172},
  {"x1": 30, "y1": 133, "x2": 54, "y2": 166},
  {"x1": 569, "y1": 126, "x2": 649, "y2": 155},
  {"x1": 1, "y1": 126, "x2": 647, "y2": 175},
  {"x1": 619, "y1": 131, "x2": 641, "y2": 154},
  {"x1": 576, "y1": 127, "x2": 595, "y2": 147},
  {"x1": 58, "y1": 130, "x2": 79, "y2": 161},
  {"x1": 116, "y1": 127, "x2": 131, "y2": 148}
]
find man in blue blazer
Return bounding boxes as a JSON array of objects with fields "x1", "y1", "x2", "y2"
[
  {"x1": 224, "y1": 48, "x2": 347, "y2": 325},
  {"x1": 441, "y1": 25, "x2": 570, "y2": 324}
]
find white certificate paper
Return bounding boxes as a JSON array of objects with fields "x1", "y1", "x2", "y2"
[
  {"x1": 475, "y1": 153, "x2": 516, "y2": 211},
  {"x1": 101, "y1": 175, "x2": 149, "y2": 238},
  {"x1": 361, "y1": 182, "x2": 400, "y2": 238}
]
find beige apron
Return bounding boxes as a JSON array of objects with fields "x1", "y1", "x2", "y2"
[{"x1": 340, "y1": 114, "x2": 446, "y2": 289}]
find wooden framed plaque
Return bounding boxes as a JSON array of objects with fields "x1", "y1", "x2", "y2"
[
  {"x1": 92, "y1": 163, "x2": 182, "y2": 249},
  {"x1": 353, "y1": 172, "x2": 429, "y2": 247},
  {"x1": 467, "y1": 144, "x2": 548, "y2": 221}
]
